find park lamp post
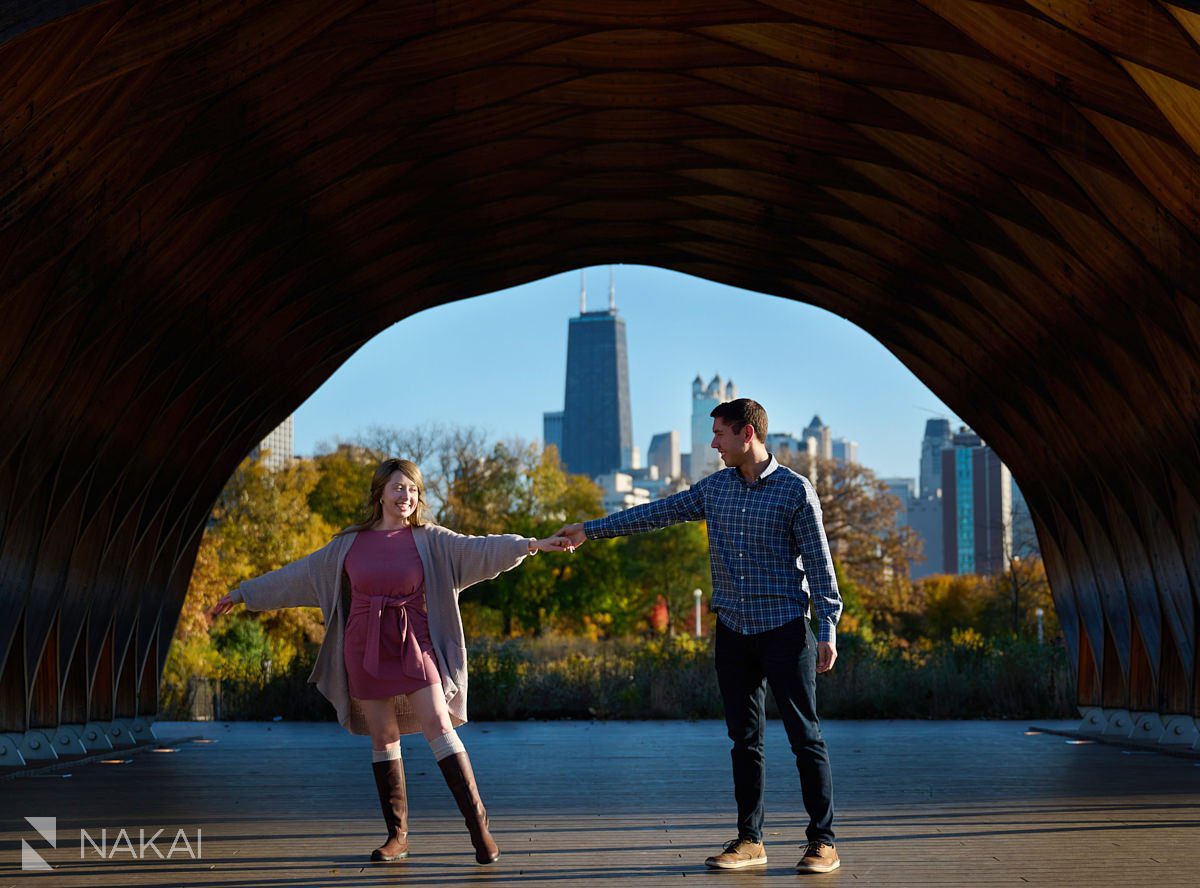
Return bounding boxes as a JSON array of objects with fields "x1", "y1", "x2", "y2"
[
  {"x1": 1035, "y1": 607, "x2": 1045, "y2": 646},
  {"x1": 693, "y1": 589, "x2": 703, "y2": 637}
]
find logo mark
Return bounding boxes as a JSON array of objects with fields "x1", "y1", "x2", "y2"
[{"x1": 22, "y1": 816, "x2": 56, "y2": 871}]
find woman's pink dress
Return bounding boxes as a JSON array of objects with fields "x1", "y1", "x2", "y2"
[{"x1": 343, "y1": 527, "x2": 441, "y2": 699}]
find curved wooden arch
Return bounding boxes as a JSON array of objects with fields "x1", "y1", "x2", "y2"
[{"x1": 2, "y1": 1, "x2": 1200, "y2": 740}]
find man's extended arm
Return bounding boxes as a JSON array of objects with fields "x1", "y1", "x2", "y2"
[{"x1": 558, "y1": 483, "x2": 706, "y2": 545}]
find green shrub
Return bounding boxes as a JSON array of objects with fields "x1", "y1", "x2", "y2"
[{"x1": 163, "y1": 629, "x2": 1074, "y2": 722}]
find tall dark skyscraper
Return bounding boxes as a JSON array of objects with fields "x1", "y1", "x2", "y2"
[
  {"x1": 919, "y1": 418, "x2": 953, "y2": 498},
  {"x1": 908, "y1": 418, "x2": 954, "y2": 579},
  {"x1": 560, "y1": 271, "x2": 633, "y2": 478}
]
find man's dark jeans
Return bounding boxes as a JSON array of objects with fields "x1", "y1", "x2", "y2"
[{"x1": 715, "y1": 616, "x2": 835, "y2": 845}]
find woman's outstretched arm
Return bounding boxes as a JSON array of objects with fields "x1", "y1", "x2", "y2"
[
  {"x1": 210, "y1": 553, "x2": 322, "y2": 617},
  {"x1": 439, "y1": 529, "x2": 571, "y2": 592}
]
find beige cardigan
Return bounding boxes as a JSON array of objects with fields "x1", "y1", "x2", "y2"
[{"x1": 229, "y1": 524, "x2": 532, "y2": 735}]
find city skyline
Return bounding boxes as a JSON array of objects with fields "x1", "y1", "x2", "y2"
[{"x1": 293, "y1": 266, "x2": 966, "y2": 481}]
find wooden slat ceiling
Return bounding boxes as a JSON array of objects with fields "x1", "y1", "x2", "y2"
[{"x1": 2, "y1": 1, "x2": 1200, "y2": 720}]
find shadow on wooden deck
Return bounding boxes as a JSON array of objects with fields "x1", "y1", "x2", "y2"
[{"x1": 2, "y1": 720, "x2": 1198, "y2": 887}]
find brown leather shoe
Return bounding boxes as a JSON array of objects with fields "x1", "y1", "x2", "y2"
[
  {"x1": 369, "y1": 759, "x2": 409, "y2": 861},
  {"x1": 796, "y1": 841, "x2": 840, "y2": 873},
  {"x1": 705, "y1": 837, "x2": 768, "y2": 869},
  {"x1": 437, "y1": 752, "x2": 500, "y2": 864}
]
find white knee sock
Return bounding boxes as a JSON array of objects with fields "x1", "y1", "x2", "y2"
[
  {"x1": 428, "y1": 729, "x2": 465, "y2": 762},
  {"x1": 372, "y1": 742, "x2": 402, "y2": 763}
]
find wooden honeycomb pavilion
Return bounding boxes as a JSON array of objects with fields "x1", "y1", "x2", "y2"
[{"x1": 2, "y1": 1, "x2": 1200, "y2": 755}]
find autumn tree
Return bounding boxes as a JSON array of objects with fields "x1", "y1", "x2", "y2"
[
  {"x1": 997, "y1": 511, "x2": 1052, "y2": 638},
  {"x1": 895, "y1": 557, "x2": 1058, "y2": 642},
  {"x1": 775, "y1": 452, "x2": 922, "y2": 626},
  {"x1": 164, "y1": 456, "x2": 336, "y2": 697},
  {"x1": 983, "y1": 556, "x2": 1057, "y2": 640},
  {"x1": 915, "y1": 573, "x2": 992, "y2": 638},
  {"x1": 622, "y1": 522, "x2": 711, "y2": 637},
  {"x1": 308, "y1": 444, "x2": 376, "y2": 528},
  {"x1": 551, "y1": 536, "x2": 640, "y2": 637},
  {"x1": 439, "y1": 439, "x2": 615, "y2": 636}
]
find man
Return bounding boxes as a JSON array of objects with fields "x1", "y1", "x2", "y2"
[{"x1": 557, "y1": 398, "x2": 842, "y2": 874}]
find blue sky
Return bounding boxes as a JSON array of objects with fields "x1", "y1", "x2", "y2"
[{"x1": 293, "y1": 265, "x2": 963, "y2": 481}]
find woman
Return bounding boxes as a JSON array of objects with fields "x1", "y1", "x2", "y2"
[{"x1": 211, "y1": 457, "x2": 571, "y2": 864}]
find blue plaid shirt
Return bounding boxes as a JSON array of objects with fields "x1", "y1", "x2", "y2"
[{"x1": 584, "y1": 456, "x2": 842, "y2": 641}]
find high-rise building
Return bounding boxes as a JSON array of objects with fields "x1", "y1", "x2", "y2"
[
  {"x1": 908, "y1": 497, "x2": 944, "y2": 579},
  {"x1": 802, "y1": 415, "x2": 832, "y2": 460},
  {"x1": 941, "y1": 428, "x2": 1012, "y2": 575},
  {"x1": 906, "y1": 419, "x2": 955, "y2": 578},
  {"x1": 691, "y1": 374, "x2": 736, "y2": 480},
  {"x1": 543, "y1": 410, "x2": 564, "y2": 458},
  {"x1": 560, "y1": 271, "x2": 634, "y2": 478},
  {"x1": 907, "y1": 419, "x2": 953, "y2": 578},
  {"x1": 919, "y1": 418, "x2": 953, "y2": 498},
  {"x1": 253, "y1": 415, "x2": 294, "y2": 471},
  {"x1": 881, "y1": 478, "x2": 915, "y2": 527},
  {"x1": 647, "y1": 431, "x2": 681, "y2": 480},
  {"x1": 832, "y1": 437, "x2": 858, "y2": 465},
  {"x1": 765, "y1": 432, "x2": 815, "y2": 468}
]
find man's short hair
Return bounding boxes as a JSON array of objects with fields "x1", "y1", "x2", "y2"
[{"x1": 711, "y1": 398, "x2": 768, "y2": 440}]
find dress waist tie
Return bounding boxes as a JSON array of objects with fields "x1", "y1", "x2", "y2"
[{"x1": 363, "y1": 596, "x2": 428, "y2": 681}]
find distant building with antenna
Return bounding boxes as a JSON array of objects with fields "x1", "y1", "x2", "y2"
[{"x1": 549, "y1": 269, "x2": 634, "y2": 479}]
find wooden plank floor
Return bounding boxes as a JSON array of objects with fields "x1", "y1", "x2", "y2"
[{"x1": 3, "y1": 719, "x2": 1199, "y2": 886}]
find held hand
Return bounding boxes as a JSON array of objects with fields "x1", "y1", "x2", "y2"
[
  {"x1": 530, "y1": 536, "x2": 574, "y2": 554},
  {"x1": 554, "y1": 523, "x2": 588, "y2": 550},
  {"x1": 816, "y1": 641, "x2": 837, "y2": 674},
  {"x1": 209, "y1": 594, "x2": 239, "y2": 620}
]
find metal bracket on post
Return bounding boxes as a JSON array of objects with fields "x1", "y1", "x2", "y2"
[
  {"x1": 1077, "y1": 707, "x2": 1107, "y2": 734},
  {"x1": 128, "y1": 717, "x2": 157, "y2": 743},
  {"x1": 1101, "y1": 709, "x2": 1135, "y2": 738},
  {"x1": 1160, "y1": 715, "x2": 1199, "y2": 747},
  {"x1": 107, "y1": 719, "x2": 138, "y2": 748},
  {"x1": 51, "y1": 726, "x2": 88, "y2": 757},
  {"x1": 5, "y1": 730, "x2": 59, "y2": 761},
  {"x1": 0, "y1": 733, "x2": 27, "y2": 768},
  {"x1": 1130, "y1": 712, "x2": 1165, "y2": 743},
  {"x1": 77, "y1": 723, "x2": 115, "y2": 752}
]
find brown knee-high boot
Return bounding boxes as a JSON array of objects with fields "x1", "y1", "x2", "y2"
[
  {"x1": 370, "y1": 758, "x2": 409, "y2": 862},
  {"x1": 437, "y1": 751, "x2": 500, "y2": 864}
]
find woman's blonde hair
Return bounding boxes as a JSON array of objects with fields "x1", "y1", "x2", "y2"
[{"x1": 337, "y1": 458, "x2": 429, "y2": 535}]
